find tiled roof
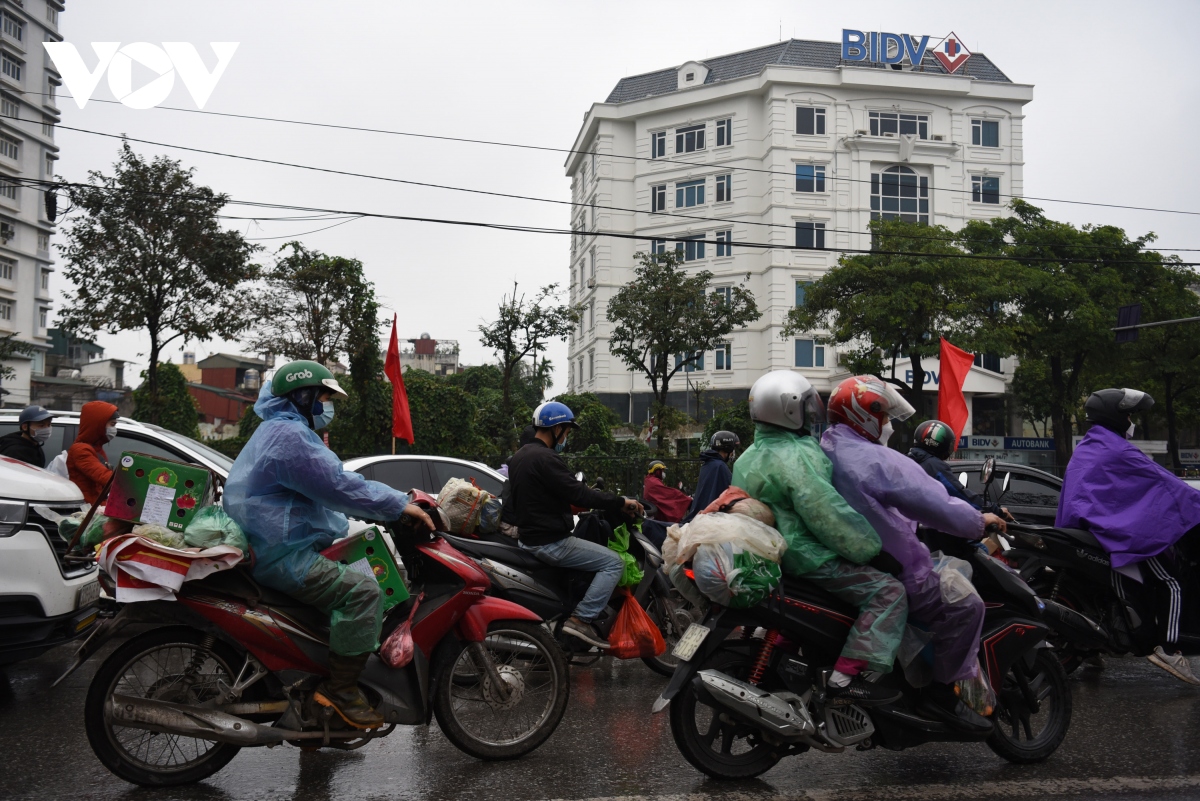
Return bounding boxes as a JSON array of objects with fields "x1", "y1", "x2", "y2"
[{"x1": 605, "y1": 38, "x2": 1012, "y2": 104}]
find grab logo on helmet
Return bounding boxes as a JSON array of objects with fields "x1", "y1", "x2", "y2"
[{"x1": 286, "y1": 369, "x2": 313, "y2": 382}]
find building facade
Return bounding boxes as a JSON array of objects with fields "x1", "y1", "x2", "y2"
[
  {"x1": 400, "y1": 334, "x2": 460, "y2": 376},
  {"x1": 565, "y1": 36, "x2": 1033, "y2": 435}
]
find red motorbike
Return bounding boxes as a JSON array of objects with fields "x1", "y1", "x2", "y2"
[{"x1": 63, "y1": 491, "x2": 570, "y2": 787}]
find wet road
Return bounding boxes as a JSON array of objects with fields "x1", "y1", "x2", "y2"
[{"x1": 5, "y1": 644, "x2": 1200, "y2": 801}]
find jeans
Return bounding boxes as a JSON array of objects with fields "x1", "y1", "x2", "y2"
[{"x1": 521, "y1": 536, "x2": 624, "y2": 621}]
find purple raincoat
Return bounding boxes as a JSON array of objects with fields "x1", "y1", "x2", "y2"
[
  {"x1": 1056, "y1": 426, "x2": 1200, "y2": 568},
  {"x1": 822, "y1": 424, "x2": 986, "y2": 683}
]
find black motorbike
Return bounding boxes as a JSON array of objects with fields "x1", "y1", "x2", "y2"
[{"x1": 654, "y1": 510, "x2": 1073, "y2": 779}]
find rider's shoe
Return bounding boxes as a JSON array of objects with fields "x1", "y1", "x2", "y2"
[
  {"x1": 1083, "y1": 653, "x2": 1106, "y2": 671},
  {"x1": 314, "y1": 653, "x2": 385, "y2": 730},
  {"x1": 563, "y1": 616, "x2": 610, "y2": 649},
  {"x1": 1148, "y1": 646, "x2": 1200, "y2": 685},
  {"x1": 825, "y1": 675, "x2": 901, "y2": 707},
  {"x1": 921, "y1": 682, "x2": 993, "y2": 733}
]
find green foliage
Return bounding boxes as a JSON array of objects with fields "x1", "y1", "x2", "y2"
[
  {"x1": 238, "y1": 404, "x2": 261, "y2": 438},
  {"x1": 58, "y1": 141, "x2": 260, "y2": 424},
  {"x1": 0, "y1": 334, "x2": 34, "y2": 382},
  {"x1": 327, "y1": 279, "x2": 390, "y2": 458},
  {"x1": 554, "y1": 392, "x2": 621, "y2": 453},
  {"x1": 607, "y1": 250, "x2": 761, "y2": 450},
  {"x1": 704, "y1": 399, "x2": 755, "y2": 450},
  {"x1": 402, "y1": 369, "x2": 490, "y2": 460},
  {"x1": 133, "y1": 362, "x2": 199, "y2": 438}
]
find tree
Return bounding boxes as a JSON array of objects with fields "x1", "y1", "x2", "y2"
[
  {"x1": 132, "y1": 362, "x2": 199, "y2": 438},
  {"x1": 246, "y1": 242, "x2": 365, "y2": 364},
  {"x1": 607, "y1": 251, "x2": 760, "y2": 450},
  {"x1": 58, "y1": 142, "x2": 259, "y2": 424},
  {"x1": 703, "y1": 398, "x2": 755, "y2": 451},
  {"x1": 327, "y1": 278, "x2": 390, "y2": 458},
  {"x1": 402, "y1": 369, "x2": 487, "y2": 460},
  {"x1": 0, "y1": 334, "x2": 34, "y2": 384},
  {"x1": 478, "y1": 283, "x2": 578, "y2": 443},
  {"x1": 553, "y1": 392, "x2": 621, "y2": 453},
  {"x1": 784, "y1": 218, "x2": 1009, "y2": 421}
]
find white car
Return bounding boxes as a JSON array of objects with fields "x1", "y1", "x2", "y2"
[
  {"x1": 344, "y1": 454, "x2": 506, "y2": 497},
  {"x1": 0, "y1": 455, "x2": 99, "y2": 666}
]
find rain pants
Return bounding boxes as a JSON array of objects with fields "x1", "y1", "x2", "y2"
[
  {"x1": 224, "y1": 385, "x2": 411, "y2": 656},
  {"x1": 683, "y1": 450, "x2": 733, "y2": 523},
  {"x1": 822, "y1": 424, "x2": 984, "y2": 683},
  {"x1": 733, "y1": 424, "x2": 906, "y2": 674}
]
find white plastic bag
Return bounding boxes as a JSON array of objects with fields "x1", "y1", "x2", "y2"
[
  {"x1": 692, "y1": 543, "x2": 735, "y2": 606},
  {"x1": 46, "y1": 450, "x2": 69, "y2": 479},
  {"x1": 930, "y1": 551, "x2": 979, "y2": 606},
  {"x1": 662, "y1": 512, "x2": 787, "y2": 566},
  {"x1": 438, "y1": 477, "x2": 492, "y2": 535}
]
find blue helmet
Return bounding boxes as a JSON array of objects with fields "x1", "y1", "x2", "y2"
[{"x1": 533, "y1": 401, "x2": 579, "y2": 429}]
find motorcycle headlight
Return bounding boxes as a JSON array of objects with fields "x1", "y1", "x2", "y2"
[{"x1": 0, "y1": 499, "x2": 28, "y2": 536}]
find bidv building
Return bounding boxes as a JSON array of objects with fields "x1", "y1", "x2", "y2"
[{"x1": 565, "y1": 31, "x2": 1036, "y2": 457}]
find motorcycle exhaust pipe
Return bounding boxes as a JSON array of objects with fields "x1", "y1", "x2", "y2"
[
  {"x1": 694, "y1": 670, "x2": 816, "y2": 740},
  {"x1": 1040, "y1": 598, "x2": 1109, "y2": 651}
]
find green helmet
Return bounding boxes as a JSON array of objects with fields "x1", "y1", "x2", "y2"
[{"x1": 271, "y1": 360, "x2": 348, "y2": 399}]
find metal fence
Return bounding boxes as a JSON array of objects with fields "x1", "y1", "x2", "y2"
[{"x1": 561, "y1": 455, "x2": 704, "y2": 499}]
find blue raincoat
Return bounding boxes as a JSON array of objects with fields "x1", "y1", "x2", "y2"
[{"x1": 225, "y1": 385, "x2": 411, "y2": 592}]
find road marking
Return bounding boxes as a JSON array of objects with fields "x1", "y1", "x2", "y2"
[{"x1": 552, "y1": 775, "x2": 1200, "y2": 801}]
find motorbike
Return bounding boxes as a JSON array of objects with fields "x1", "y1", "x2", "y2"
[
  {"x1": 443, "y1": 492, "x2": 700, "y2": 677},
  {"x1": 653, "y1": 503, "x2": 1073, "y2": 779},
  {"x1": 63, "y1": 491, "x2": 571, "y2": 787}
]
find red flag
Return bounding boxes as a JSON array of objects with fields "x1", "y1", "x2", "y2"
[
  {"x1": 384, "y1": 315, "x2": 414, "y2": 445},
  {"x1": 936, "y1": 337, "x2": 976, "y2": 447}
]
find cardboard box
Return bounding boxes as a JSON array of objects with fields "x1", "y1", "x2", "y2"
[
  {"x1": 104, "y1": 452, "x2": 214, "y2": 531},
  {"x1": 320, "y1": 526, "x2": 410, "y2": 610}
]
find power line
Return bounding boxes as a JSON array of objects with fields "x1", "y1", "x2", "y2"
[{"x1": 244, "y1": 216, "x2": 361, "y2": 240}]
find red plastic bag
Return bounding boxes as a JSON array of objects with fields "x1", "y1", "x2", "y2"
[
  {"x1": 381, "y1": 593, "x2": 423, "y2": 668},
  {"x1": 606, "y1": 591, "x2": 665, "y2": 659}
]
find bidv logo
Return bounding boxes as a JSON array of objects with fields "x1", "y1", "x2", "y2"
[
  {"x1": 43, "y1": 42, "x2": 238, "y2": 110},
  {"x1": 286, "y1": 369, "x2": 314, "y2": 382},
  {"x1": 841, "y1": 29, "x2": 972, "y2": 74}
]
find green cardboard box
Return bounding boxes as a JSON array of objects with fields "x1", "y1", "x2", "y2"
[
  {"x1": 320, "y1": 526, "x2": 410, "y2": 611},
  {"x1": 104, "y1": 452, "x2": 215, "y2": 531}
]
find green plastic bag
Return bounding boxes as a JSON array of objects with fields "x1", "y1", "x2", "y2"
[
  {"x1": 184, "y1": 505, "x2": 249, "y2": 552},
  {"x1": 607, "y1": 523, "x2": 644, "y2": 588},
  {"x1": 80, "y1": 512, "x2": 112, "y2": 550},
  {"x1": 728, "y1": 549, "x2": 782, "y2": 609}
]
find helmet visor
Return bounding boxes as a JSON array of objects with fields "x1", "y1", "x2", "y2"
[
  {"x1": 802, "y1": 387, "x2": 827, "y2": 427},
  {"x1": 1119, "y1": 388, "x2": 1154, "y2": 413},
  {"x1": 879, "y1": 383, "x2": 916, "y2": 422}
]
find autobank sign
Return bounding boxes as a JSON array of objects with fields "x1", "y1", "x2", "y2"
[{"x1": 842, "y1": 29, "x2": 972, "y2": 74}]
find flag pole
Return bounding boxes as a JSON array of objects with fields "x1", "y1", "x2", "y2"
[{"x1": 392, "y1": 436, "x2": 396, "y2": 455}]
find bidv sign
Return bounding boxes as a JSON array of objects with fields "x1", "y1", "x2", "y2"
[
  {"x1": 841, "y1": 29, "x2": 971, "y2": 74},
  {"x1": 43, "y1": 42, "x2": 238, "y2": 110}
]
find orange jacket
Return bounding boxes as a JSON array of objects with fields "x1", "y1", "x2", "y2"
[{"x1": 68, "y1": 401, "x2": 117, "y2": 504}]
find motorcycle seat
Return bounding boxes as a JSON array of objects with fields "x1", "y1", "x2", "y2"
[
  {"x1": 1058, "y1": 527, "x2": 1103, "y2": 551},
  {"x1": 443, "y1": 534, "x2": 547, "y2": 572},
  {"x1": 780, "y1": 575, "x2": 860, "y2": 621}
]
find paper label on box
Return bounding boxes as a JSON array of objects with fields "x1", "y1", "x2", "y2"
[
  {"x1": 346, "y1": 557, "x2": 376, "y2": 581},
  {"x1": 142, "y1": 484, "x2": 177, "y2": 526}
]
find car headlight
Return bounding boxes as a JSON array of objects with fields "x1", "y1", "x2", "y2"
[{"x1": 0, "y1": 499, "x2": 28, "y2": 536}]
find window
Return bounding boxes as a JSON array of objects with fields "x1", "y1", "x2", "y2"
[
  {"x1": 0, "y1": 178, "x2": 17, "y2": 201},
  {"x1": 972, "y1": 175, "x2": 1000, "y2": 204},
  {"x1": 588, "y1": 350, "x2": 594, "y2": 380},
  {"x1": 0, "y1": 51, "x2": 21, "y2": 84},
  {"x1": 650, "y1": 238, "x2": 666, "y2": 255},
  {"x1": 38, "y1": 307, "x2": 46, "y2": 328},
  {"x1": 974, "y1": 352, "x2": 1002, "y2": 373},
  {"x1": 675, "y1": 351, "x2": 704, "y2": 372},
  {"x1": 675, "y1": 123, "x2": 705, "y2": 154},
  {"x1": 580, "y1": 160, "x2": 586, "y2": 185},
  {"x1": 871, "y1": 165, "x2": 929, "y2": 223},
  {"x1": 368, "y1": 459, "x2": 431, "y2": 494},
  {"x1": 41, "y1": 115, "x2": 52, "y2": 138},
  {"x1": 2, "y1": 12, "x2": 22, "y2": 43},
  {"x1": 795, "y1": 280, "x2": 811, "y2": 306},
  {"x1": 715, "y1": 173, "x2": 732, "y2": 203},
  {"x1": 676, "y1": 235, "x2": 705, "y2": 262},
  {"x1": 40, "y1": 267, "x2": 48, "y2": 288},
  {"x1": 795, "y1": 339, "x2": 825, "y2": 368},
  {"x1": 715, "y1": 118, "x2": 732, "y2": 147},
  {"x1": 712, "y1": 285, "x2": 732, "y2": 305},
  {"x1": 430, "y1": 460, "x2": 504, "y2": 497},
  {"x1": 685, "y1": 72, "x2": 694, "y2": 82},
  {"x1": 589, "y1": 247, "x2": 596, "y2": 279},
  {"x1": 45, "y1": 81, "x2": 55, "y2": 105},
  {"x1": 675, "y1": 178, "x2": 705, "y2": 208},
  {"x1": 588, "y1": 299, "x2": 595, "y2": 329},
  {"x1": 1004, "y1": 475, "x2": 1061, "y2": 510},
  {"x1": 0, "y1": 255, "x2": 13, "y2": 280},
  {"x1": 103, "y1": 435, "x2": 187, "y2": 470},
  {"x1": 715, "y1": 342, "x2": 732, "y2": 371},
  {"x1": 44, "y1": 154, "x2": 52, "y2": 177},
  {"x1": 651, "y1": 131, "x2": 666, "y2": 159},
  {"x1": 797, "y1": 106, "x2": 826, "y2": 135},
  {"x1": 0, "y1": 133, "x2": 17, "y2": 160},
  {"x1": 869, "y1": 111, "x2": 928, "y2": 140},
  {"x1": 795, "y1": 222, "x2": 825, "y2": 249},
  {"x1": 650, "y1": 184, "x2": 666, "y2": 213},
  {"x1": 972, "y1": 119, "x2": 999, "y2": 148},
  {"x1": 0, "y1": 93, "x2": 15, "y2": 119},
  {"x1": 715, "y1": 229, "x2": 732, "y2": 257},
  {"x1": 46, "y1": 6, "x2": 58, "y2": 27},
  {"x1": 795, "y1": 164, "x2": 825, "y2": 193},
  {"x1": 0, "y1": 299, "x2": 12, "y2": 321}
]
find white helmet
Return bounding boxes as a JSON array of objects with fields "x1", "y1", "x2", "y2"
[{"x1": 748, "y1": 370, "x2": 826, "y2": 431}]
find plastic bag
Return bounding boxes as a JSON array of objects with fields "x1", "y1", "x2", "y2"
[
  {"x1": 692, "y1": 542, "x2": 783, "y2": 609},
  {"x1": 662, "y1": 513, "x2": 787, "y2": 567},
  {"x1": 381, "y1": 593, "x2": 424, "y2": 669},
  {"x1": 606, "y1": 590, "x2": 665, "y2": 659},
  {"x1": 930, "y1": 551, "x2": 979, "y2": 606},
  {"x1": 898, "y1": 624, "x2": 935, "y2": 688},
  {"x1": 956, "y1": 658, "x2": 996, "y2": 716},
  {"x1": 81, "y1": 513, "x2": 132, "y2": 550},
  {"x1": 607, "y1": 524, "x2": 644, "y2": 588},
  {"x1": 701, "y1": 487, "x2": 777, "y2": 528},
  {"x1": 55, "y1": 510, "x2": 87, "y2": 544},
  {"x1": 132, "y1": 523, "x2": 186, "y2": 549},
  {"x1": 183, "y1": 505, "x2": 249, "y2": 552},
  {"x1": 45, "y1": 450, "x2": 69, "y2": 479},
  {"x1": 439, "y1": 477, "x2": 491, "y2": 535},
  {"x1": 478, "y1": 497, "x2": 503, "y2": 534}
]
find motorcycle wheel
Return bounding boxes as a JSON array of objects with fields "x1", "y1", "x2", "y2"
[
  {"x1": 668, "y1": 646, "x2": 782, "y2": 780},
  {"x1": 987, "y1": 648, "x2": 1072, "y2": 764},
  {"x1": 642, "y1": 590, "x2": 702, "y2": 677},
  {"x1": 433, "y1": 620, "x2": 569, "y2": 760},
  {"x1": 84, "y1": 626, "x2": 242, "y2": 787}
]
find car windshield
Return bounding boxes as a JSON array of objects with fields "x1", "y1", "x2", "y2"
[{"x1": 153, "y1": 428, "x2": 235, "y2": 473}]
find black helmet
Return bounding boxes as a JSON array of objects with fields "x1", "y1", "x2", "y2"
[
  {"x1": 912, "y1": 419, "x2": 957, "y2": 460},
  {"x1": 1084, "y1": 388, "x2": 1154, "y2": 434},
  {"x1": 709, "y1": 430, "x2": 740, "y2": 452}
]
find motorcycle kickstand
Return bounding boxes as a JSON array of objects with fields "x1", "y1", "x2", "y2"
[{"x1": 467, "y1": 641, "x2": 511, "y2": 703}]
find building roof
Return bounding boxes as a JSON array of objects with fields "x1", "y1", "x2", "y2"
[
  {"x1": 197, "y1": 353, "x2": 269, "y2": 370},
  {"x1": 188, "y1": 383, "x2": 257, "y2": 402},
  {"x1": 605, "y1": 38, "x2": 1012, "y2": 104}
]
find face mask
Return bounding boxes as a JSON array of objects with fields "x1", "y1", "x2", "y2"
[
  {"x1": 1126, "y1": 421, "x2": 1135, "y2": 439},
  {"x1": 105, "y1": 424, "x2": 117, "y2": 442},
  {"x1": 554, "y1": 427, "x2": 568, "y2": 454},
  {"x1": 313, "y1": 401, "x2": 334, "y2": 430},
  {"x1": 878, "y1": 421, "x2": 894, "y2": 445},
  {"x1": 31, "y1": 427, "x2": 50, "y2": 444}
]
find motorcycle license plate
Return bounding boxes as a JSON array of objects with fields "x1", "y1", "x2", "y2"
[
  {"x1": 672, "y1": 623, "x2": 710, "y2": 661},
  {"x1": 76, "y1": 579, "x2": 101, "y2": 610}
]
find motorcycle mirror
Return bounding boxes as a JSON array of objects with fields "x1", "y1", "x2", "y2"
[
  {"x1": 981, "y1": 456, "x2": 995, "y2": 486},
  {"x1": 1002, "y1": 471, "x2": 1012, "y2": 493},
  {"x1": 958, "y1": 471, "x2": 970, "y2": 488}
]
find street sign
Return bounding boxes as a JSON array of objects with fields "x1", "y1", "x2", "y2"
[
  {"x1": 1004, "y1": 437, "x2": 1054, "y2": 451},
  {"x1": 1180, "y1": 449, "x2": 1200, "y2": 464},
  {"x1": 1115, "y1": 304, "x2": 1141, "y2": 343}
]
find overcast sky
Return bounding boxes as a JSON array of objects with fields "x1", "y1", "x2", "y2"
[{"x1": 51, "y1": 0, "x2": 1200, "y2": 390}]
